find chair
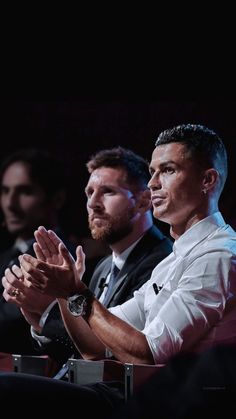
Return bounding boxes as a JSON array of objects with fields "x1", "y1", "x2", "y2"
[
  {"x1": 12, "y1": 354, "x2": 59, "y2": 377},
  {"x1": 67, "y1": 358, "x2": 164, "y2": 401},
  {"x1": 124, "y1": 362, "x2": 164, "y2": 400},
  {"x1": 67, "y1": 358, "x2": 124, "y2": 385},
  {"x1": 0, "y1": 352, "x2": 13, "y2": 372},
  {"x1": 0, "y1": 352, "x2": 59, "y2": 377}
]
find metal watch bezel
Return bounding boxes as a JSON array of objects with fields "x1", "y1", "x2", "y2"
[{"x1": 67, "y1": 293, "x2": 87, "y2": 317}]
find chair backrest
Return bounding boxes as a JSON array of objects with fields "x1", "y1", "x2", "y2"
[
  {"x1": 124, "y1": 362, "x2": 165, "y2": 400},
  {"x1": 67, "y1": 358, "x2": 124, "y2": 385},
  {"x1": 0, "y1": 352, "x2": 59, "y2": 377},
  {"x1": 12, "y1": 354, "x2": 59, "y2": 377},
  {"x1": 67, "y1": 358, "x2": 164, "y2": 401},
  {"x1": 0, "y1": 352, "x2": 13, "y2": 372}
]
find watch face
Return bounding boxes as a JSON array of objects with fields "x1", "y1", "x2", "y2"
[{"x1": 68, "y1": 294, "x2": 86, "y2": 316}]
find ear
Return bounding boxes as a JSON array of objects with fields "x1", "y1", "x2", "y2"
[
  {"x1": 136, "y1": 189, "x2": 152, "y2": 212},
  {"x1": 202, "y1": 168, "x2": 219, "y2": 192}
]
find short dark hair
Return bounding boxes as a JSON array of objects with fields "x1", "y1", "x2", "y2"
[
  {"x1": 0, "y1": 148, "x2": 66, "y2": 197},
  {"x1": 86, "y1": 146, "x2": 150, "y2": 191},
  {"x1": 155, "y1": 124, "x2": 228, "y2": 192}
]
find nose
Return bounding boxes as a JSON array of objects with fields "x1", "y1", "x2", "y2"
[
  {"x1": 148, "y1": 173, "x2": 161, "y2": 191},
  {"x1": 87, "y1": 192, "x2": 103, "y2": 210},
  {"x1": 4, "y1": 190, "x2": 20, "y2": 211}
]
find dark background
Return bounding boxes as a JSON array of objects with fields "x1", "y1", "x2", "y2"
[{"x1": 0, "y1": 100, "x2": 235, "y2": 245}]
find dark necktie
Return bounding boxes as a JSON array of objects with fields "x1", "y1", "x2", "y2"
[{"x1": 103, "y1": 263, "x2": 120, "y2": 305}]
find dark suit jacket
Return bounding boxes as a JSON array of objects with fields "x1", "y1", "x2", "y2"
[
  {"x1": 0, "y1": 231, "x2": 76, "y2": 355},
  {"x1": 0, "y1": 243, "x2": 39, "y2": 354},
  {"x1": 40, "y1": 226, "x2": 173, "y2": 363}
]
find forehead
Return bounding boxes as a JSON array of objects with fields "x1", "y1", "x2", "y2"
[
  {"x1": 2, "y1": 162, "x2": 32, "y2": 184},
  {"x1": 150, "y1": 143, "x2": 189, "y2": 166},
  {"x1": 86, "y1": 167, "x2": 127, "y2": 188}
]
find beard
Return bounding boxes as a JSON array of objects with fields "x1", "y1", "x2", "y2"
[{"x1": 88, "y1": 208, "x2": 135, "y2": 244}]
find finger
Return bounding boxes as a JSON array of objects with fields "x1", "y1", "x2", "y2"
[
  {"x1": 20, "y1": 259, "x2": 46, "y2": 286},
  {"x1": 4, "y1": 268, "x2": 20, "y2": 287},
  {"x1": 48, "y1": 229, "x2": 64, "y2": 248},
  {"x1": 2, "y1": 275, "x2": 24, "y2": 300},
  {"x1": 2, "y1": 279, "x2": 16, "y2": 296},
  {"x1": 19, "y1": 254, "x2": 46, "y2": 271},
  {"x1": 75, "y1": 246, "x2": 86, "y2": 275},
  {"x1": 11, "y1": 264, "x2": 24, "y2": 280},
  {"x1": 59, "y1": 242, "x2": 75, "y2": 265},
  {"x1": 38, "y1": 226, "x2": 60, "y2": 256},
  {"x1": 20, "y1": 264, "x2": 46, "y2": 292},
  {"x1": 4, "y1": 268, "x2": 28, "y2": 293},
  {"x1": 34, "y1": 229, "x2": 52, "y2": 259},
  {"x1": 2, "y1": 288, "x2": 23, "y2": 306},
  {"x1": 2, "y1": 276, "x2": 7, "y2": 289},
  {"x1": 11, "y1": 264, "x2": 32, "y2": 288},
  {"x1": 33, "y1": 242, "x2": 46, "y2": 262},
  {"x1": 2, "y1": 287, "x2": 13, "y2": 302}
]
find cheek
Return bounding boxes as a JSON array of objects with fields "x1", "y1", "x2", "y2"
[{"x1": 107, "y1": 197, "x2": 132, "y2": 213}]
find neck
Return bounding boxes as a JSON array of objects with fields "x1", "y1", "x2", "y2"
[
  {"x1": 170, "y1": 202, "x2": 219, "y2": 241},
  {"x1": 110, "y1": 212, "x2": 153, "y2": 255}
]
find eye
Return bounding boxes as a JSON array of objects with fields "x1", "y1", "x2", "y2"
[
  {"x1": 103, "y1": 188, "x2": 116, "y2": 195},
  {"x1": 85, "y1": 188, "x2": 92, "y2": 198},
  {"x1": 163, "y1": 166, "x2": 175, "y2": 174}
]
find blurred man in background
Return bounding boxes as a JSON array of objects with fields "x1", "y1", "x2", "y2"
[{"x1": 0, "y1": 148, "x2": 75, "y2": 354}]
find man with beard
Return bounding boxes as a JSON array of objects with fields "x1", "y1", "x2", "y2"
[{"x1": 8, "y1": 147, "x2": 172, "y2": 366}]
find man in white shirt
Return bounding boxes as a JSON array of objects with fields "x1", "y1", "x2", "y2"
[{"x1": 2, "y1": 124, "x2": 236, "y2": 416}]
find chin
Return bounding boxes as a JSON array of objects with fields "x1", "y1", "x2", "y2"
[
  {"x1": 153, "y1": 208, "x2": 164, "y2": 219},
  {"x1": 7, "y1": 225, "x2": 24, "y2": 235},
  {"x1": 154, "y1": 211, "x2": 170, "y2": 224}
]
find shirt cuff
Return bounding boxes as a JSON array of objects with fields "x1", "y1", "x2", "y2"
[
  {"x1": 31, "y1": 299, "x2": 58, "y2": 347},
  {"x1": 39, "y1": 299, "x2": 58, "y2": 328},
  {"x1": 30, "y1": 326, "x2": 52, "y2": 346}
]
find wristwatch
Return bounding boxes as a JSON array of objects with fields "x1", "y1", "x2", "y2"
[{"x1": 67, "y1": 288, "x2": 94, "y2": 317}]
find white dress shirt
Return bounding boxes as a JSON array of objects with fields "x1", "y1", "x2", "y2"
[{"x1": 110, "y1": 212, "x2": 236, "y2": 364}]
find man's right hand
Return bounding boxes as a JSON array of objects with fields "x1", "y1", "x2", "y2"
[{"x1": 2, "y1": 264, "x2": 55, "y2": 332}]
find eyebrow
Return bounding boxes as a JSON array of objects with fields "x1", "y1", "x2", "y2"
[
  {"x1": 85, "y1": 184, "x2": 118, "y2": 193},
  {"x1": 149, "y1": 160, "x2": 178, "y2": 171}
]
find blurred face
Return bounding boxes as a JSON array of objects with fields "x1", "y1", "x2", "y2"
[
  {"x1": 85, "y1": 167, "x2": 139, "y2": 243},
  {"x1": 148, "y1": 143, "x2": 205, "y2": 235},
  {"x1": 0, "y1": 162, "x2": 52, "y2": 240}
]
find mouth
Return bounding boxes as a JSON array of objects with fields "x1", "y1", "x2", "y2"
[
  {"x1": 89, "y1": 215, "x2": 108, "y2": 226},
  {"x1": 5, "y1": 216, "x2": 24, "y2": 224},
  {"x1": 151, "y1": 195, "x2": 165, "y2": 206}
]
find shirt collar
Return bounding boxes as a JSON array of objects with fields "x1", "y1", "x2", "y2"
[
  {"x1": 14, "y1": 237, "x2": 35, "y2": 253},
  {"x1": 173, "y1": 212, "x2": 227, "y2": 258},
  {"x1": 112, "y1": 235, "x2": 144, "y2": 271}
]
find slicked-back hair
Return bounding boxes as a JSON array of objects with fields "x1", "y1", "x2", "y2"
[
  {"x1": 86, "y1": 146, "x2": 150, "y2": 191},
  {"x1": 0, "y1": 148, "x2": 66, "y2": 197},
  {"x1": 155, "y1": 124, "x2": 228, "y2": 193}
]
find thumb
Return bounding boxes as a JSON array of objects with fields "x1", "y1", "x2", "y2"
[
  {"x1": 75, "y1": 245, "x2": 86, "y2": 276},
  {"x1": 59, "y1": 242, "x2": 75, "y2": 265}
]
